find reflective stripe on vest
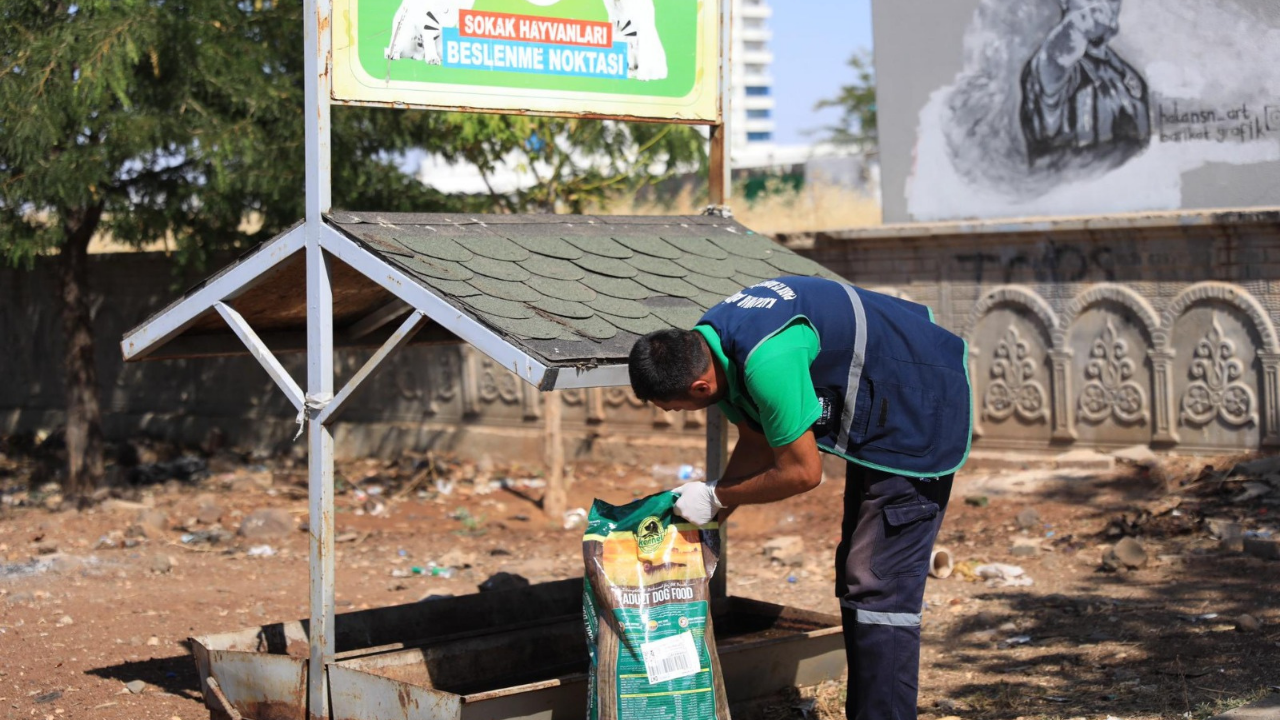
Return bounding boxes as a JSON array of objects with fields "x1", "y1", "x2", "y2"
[{"x1": 834, "y1": 283, "x2": 867, "y2": 456}]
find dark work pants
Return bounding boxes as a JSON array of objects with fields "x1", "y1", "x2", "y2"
[{"x1": 834, "y1": 464, "x2": 953, "y2": 720}]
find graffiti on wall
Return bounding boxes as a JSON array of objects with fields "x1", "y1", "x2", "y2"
[{"x1": 906, "y1": 0, "x2": 1280, "y2": 221}]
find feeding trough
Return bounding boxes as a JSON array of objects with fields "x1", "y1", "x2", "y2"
[
  {"x1": 191, "y1": 580, "x2": 844, "y2": 720},
  {"x1": 121, "y1": 0, "x2": 849, "y2": 717}
]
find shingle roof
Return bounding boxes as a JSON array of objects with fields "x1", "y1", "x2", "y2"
[{"x1": 327, "y1": 212, "x2": 844, "y2": 366}]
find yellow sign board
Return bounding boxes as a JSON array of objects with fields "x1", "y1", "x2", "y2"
[{"x1": 332, "y1": 0, "x2": 721, "y2": 123}]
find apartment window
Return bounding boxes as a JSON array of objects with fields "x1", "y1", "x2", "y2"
[
  {"x1": 747, "y1": 132, "x2": 773, "y2": 142},
  {"x1": 744, "y1": 17, "x2": 765, "y2": 29},
  {"x1": 746, "y1": 64, "x2": 766, "y2": 75},
  {"x1": 747, "y1": 109, "x2": 771, "y2": 119},
  {"x1": 745, "y1": 86, "x2": 770, "y2": 96},
  {"x1": 744, "y1": 41, "x2": 766, "y2": 52}
]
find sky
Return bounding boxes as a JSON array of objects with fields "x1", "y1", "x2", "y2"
[{"x1": 767, "y1": 0, "x2": 873, "y2": 145}]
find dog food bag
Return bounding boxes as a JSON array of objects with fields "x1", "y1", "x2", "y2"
[{"x1": 582, "y1": 491, "x2": 730, "y2": 720}]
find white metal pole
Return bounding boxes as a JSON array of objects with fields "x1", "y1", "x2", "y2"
[
  {"x1": 708, "y1": 0, "x2": 733, "y2": 599},
  {"x1": 304, "y1": 0, "x2": 334, "y2": 715}
]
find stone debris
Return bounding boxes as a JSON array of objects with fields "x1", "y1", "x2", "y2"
[
  {"x1": 1103, "y1": 537, "x2": 1147, "y2": 570},
  {"x1": 195, "y1": 500, "x2": 223, "y2": 525},
  {"x1": 763, "y1": 535, "x2": 806, "y2": 567},
  {"x1": 133, "y1": 509, "x2": 170, "y2": 538},
  {"x1": 34, "y1": 690, "x2": 62, "y2": 704},
  {"x1": 150, "y1": 554, "x2": 173, "y2": 574},
  {"x1": 55, "y1": 615, "x2": 73, "y2": 626},
  {"x1": 1111, "y1": 444, "x2": 1158, "y2": 465},
  {"x1": 436, "y1": 548, "x2": 476, "y2": 570},
  {"x1": 1053, "y1": 448, "x2": 1115, "y2": 471},
  {"x1": 1009, "y1": 538, "x2": 1039, "y2": 557},
  {"x1": 124, "y1": 680, "x2": 147, "y2": 694},
  {"x1": 1236, "y1": 614, "x2": 1262, "y2": 632},
  {"x1": 238, "y1": 508, "x2": 294, "y2": 539},
  {"x1": 963, "y1": 495, "x2": 989, "y2": 508},
  {"x1": 1015, "y1": 506, "x2": 1040, "y2": 529},
  {"x1": 1207, "y1": 519, "x2": 1245, "y2": 551}
]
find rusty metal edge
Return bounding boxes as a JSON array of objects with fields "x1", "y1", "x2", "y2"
[{"x1": 329, "y1": 663, "x2": 462, "y2": 720}]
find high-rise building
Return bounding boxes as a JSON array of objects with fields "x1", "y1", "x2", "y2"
[{"x1": 732, "y1": 0, "x2": 775, "y2": 155}]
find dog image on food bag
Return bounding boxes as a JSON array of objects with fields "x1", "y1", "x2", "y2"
[{"x1": 383, "y1": 0, "x2": 669, "y2": 80}]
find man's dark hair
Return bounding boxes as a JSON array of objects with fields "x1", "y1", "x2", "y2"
[{"x1": 628, "y1": 329, "x2": 710, "y2": 402}]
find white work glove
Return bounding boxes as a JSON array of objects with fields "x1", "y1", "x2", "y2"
[{"x1": 670, "y1": 481, "x2": 723, "y2": 527}]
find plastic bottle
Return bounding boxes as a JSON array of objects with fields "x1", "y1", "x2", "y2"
[
  {"x1": 431, "y1": 567, "x2": 456, "y2": 579},
  {"x1": 651, "y1": 464, "x2": 705, "y2": 484}
]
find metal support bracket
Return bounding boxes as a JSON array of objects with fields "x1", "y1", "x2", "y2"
[
  {"x1": 317, "y1": 310, "x2": 428, "y2": 426},
  {"x1": 214, "y1": 302, "x2": 305, "y2": 411}
]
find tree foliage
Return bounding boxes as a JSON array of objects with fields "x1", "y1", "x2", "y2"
[
  {"x1": 814, "y1": 49, "x2": 877, "y2": 153},
  {"x1": 0, "y1": 0, "x2": 704, "y2": 264},
  {"x1": 0, "y1": 0, "x2": 705, "y2": 494}
]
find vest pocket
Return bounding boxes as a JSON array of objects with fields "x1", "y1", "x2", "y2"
[
  {"x1": 872, "y1": 500, "x2": 940, "y2": 580},
  {"x1": 858, "y1": 379, "x2": 939, "y2": 458}
]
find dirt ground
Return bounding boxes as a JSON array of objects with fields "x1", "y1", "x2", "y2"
[{"x1": 1, "y1": 439, "x2": 1278, "y2": 720}]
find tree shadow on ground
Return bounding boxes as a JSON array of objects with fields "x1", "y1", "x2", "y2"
[{"x1": 931, "y1": 489, "x2": 1280, "y2": 720}]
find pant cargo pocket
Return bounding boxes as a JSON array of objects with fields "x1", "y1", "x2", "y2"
[{"x1": 871, "y1": 500, "x2": 939, "y2": 580}]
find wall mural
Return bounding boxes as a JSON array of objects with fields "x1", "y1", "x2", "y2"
[{"x1": 907, "y1": 0, "x2": 1280, "y2": 221}]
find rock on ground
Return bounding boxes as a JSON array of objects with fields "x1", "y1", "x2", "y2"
[
  {"x1": 763, "y1": 535, "x2": 806, "y2": 567},
  {"x1": 238, "y1": 508, "x2": 294, "y2": 539},
  {"x1": 1016, "y1": 507, "x2": 1040, "y2": 529},
  {"x1": 1104, "y1": 537, "x2": 1148, "y2": 570}
]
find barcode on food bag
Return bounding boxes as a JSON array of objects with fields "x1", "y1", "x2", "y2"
[{"x1": 640, "y1": 630, "x2": 701, "y2": 684}]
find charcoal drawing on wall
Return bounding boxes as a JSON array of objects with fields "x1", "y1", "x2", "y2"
[
  {"x1": 1020, "y1": 0, "x2": 1150, "y2": 168},
  {"x1": 904, "y1": 0, "x2": 1280, "y2": 221},
  {"x1": 936, "y1": 0, "x2": 1153, "y2": 203}
]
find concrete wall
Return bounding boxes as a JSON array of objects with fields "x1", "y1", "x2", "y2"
[
  {"x1": 874, "y1": 0, "x2": 1280, "y2": 223},
  {"x1": 803, "y1": 213, "x2": 1280, "y2": 454},
  {"x1": 0, "y1": 254, "x2": 709, "y2": 465}
]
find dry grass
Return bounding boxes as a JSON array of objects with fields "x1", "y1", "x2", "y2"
[{"x1": 599, "y1": 181, "x2": 882, "y2": 236}]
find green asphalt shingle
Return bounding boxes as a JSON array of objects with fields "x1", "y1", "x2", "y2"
[{"x1": 327, "y1": 212, "x2": 845, "y2": 365}]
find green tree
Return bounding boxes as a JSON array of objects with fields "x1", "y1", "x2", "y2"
[
  {"x1": 0, "y1": 0, "x2": 704, "y2": 499},
  {"x1": 814, "y1": 49, "x2": 877, "y2": 154}
]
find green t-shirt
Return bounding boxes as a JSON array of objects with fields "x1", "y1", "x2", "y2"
[{"x1": 693, "y1": 322, "x2": 822, "y2": 448}]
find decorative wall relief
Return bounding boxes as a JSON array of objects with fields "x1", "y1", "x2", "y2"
[
  {"x1": 478, "y1": 357, "x2": 521, "y2": 406},
  {"x1": 392, "y1": 346, "x2": 459, "y2": 415},
  {"x1": 1180, "y1": 315, "x2": 1258, "y2": 427},
  {"x1": 983, "y1": 326, "x2": 1049, "y2": 423},
  {"x1": 1079, "y1": 318, "x2": 1148, "y2": 425}
]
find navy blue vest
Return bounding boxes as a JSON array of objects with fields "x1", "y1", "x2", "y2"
[{"x1": 698, "y1": 276, "x2": 971, "y2": 477}]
